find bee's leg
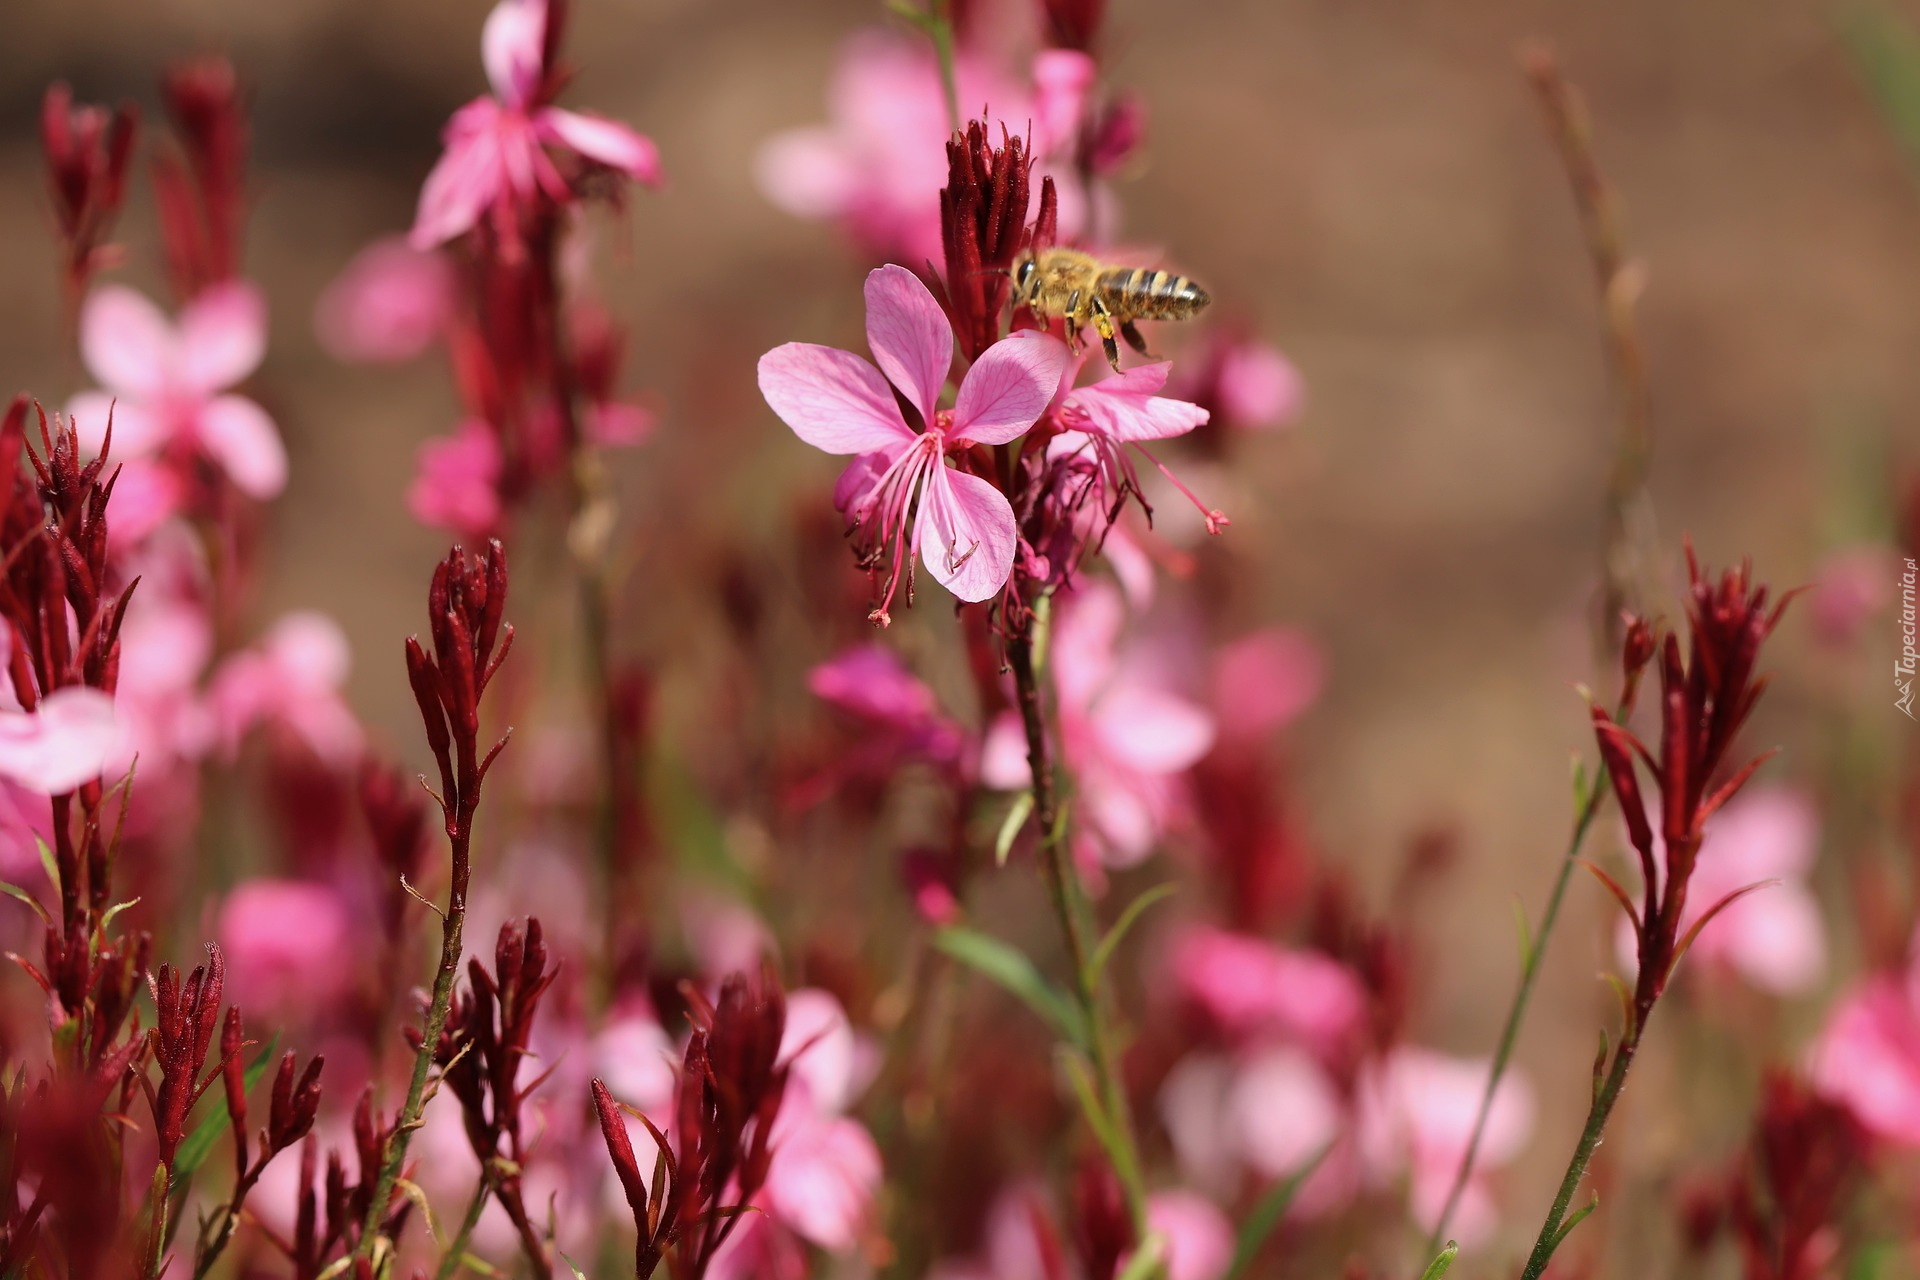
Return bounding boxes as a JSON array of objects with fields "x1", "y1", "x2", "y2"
[
  {"x1": 1120, "y1": 319, "x2": 1158, "y2": 360},
  {"x1": 1091, "y1": 295, "x2": 1122, "y2": 372},
  {"x1": 1064, "y1": 290, "x2": 1082, "y2": 349}
]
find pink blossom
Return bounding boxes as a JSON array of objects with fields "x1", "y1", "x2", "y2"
[
  {"x1": 759, "y1": 264, "x2": 1070, "y2": 621},
  {"x1": 1172, "y1": 334, "x2": 1305, "y2": 431},
  {"x1": 68, "y1": 280, "x2": 286, "y2": 498},
  {"x1": 315, "y1": 237, "x2": 456, "y2": 363},
  {"x1": 1808, "y1": 959, "x2": 1920, "y2": 1145},
  {"x1": 0, "y1": 685, "x2": 119, "y2": 796},
  {"x1": 1144, "y1": 1191, "x2": 1234, "y2": 1280},
  {"x1": 411, "y1": 0, "x2": 662, "y2": 249},
  {"x1": 216, "y1": 878, "x2": 353, "y2": 1015},
  {"x1": 982, "y1": 582, "x2": 1215, "y2": 866},
  {"x1": 754, "y1": 34, "x2": 1028, "y2": 264},
  {"x1": 0, "y1": 780, "x2": 54, "y2": 883},
  {"x1": 1051, "y1": 359, "x2": 1223, "y2": 534},
  {"x1": 1808, "y1": 544, "x2": 1894, "y2": 648},
  {"x1": 808, "y1": 644, "x2": 967, "y2": 766},
  {"x1": 1158, "y1": 1049, "x2": 1352, "y2": 1214},
  {"x1": 1357, "y1": 1047, "x2": 1535, "y2": 1246},
  {"x1": 1210, "y1": 627, "x2": 1323, "y2": 743},
  {"x1": 409, "y1": 419, "x2": 503, "y2": 536},
  {"x1": 1611, "y1": 786, "x2": 1826, "y2": 995},
  {"x1": 205, "y1": 612, "x2": 363, "y2": 765},
  {"x1": 592, "y1": 1007, "x2": 678, "y2": 1121},
  {"x1": 1169, "y1": 926, "x2": 1367, "y2": 1054}
]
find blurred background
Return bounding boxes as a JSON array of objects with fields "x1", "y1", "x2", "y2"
[{"x1": 0, "y1": 0, "x2": 1915, "y2": 1266}]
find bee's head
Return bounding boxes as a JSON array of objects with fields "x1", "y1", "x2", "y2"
[{"x1": 1011, "y1": 253, "x2": 1037, "y2": 299}]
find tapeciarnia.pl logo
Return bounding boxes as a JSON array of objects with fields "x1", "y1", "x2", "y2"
[{"x1": 1900, "y1": 556, "x2": 1918, "y2": 720}]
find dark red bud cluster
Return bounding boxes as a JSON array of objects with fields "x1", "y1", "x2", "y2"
[
  {"x1": 593, "y1": 964, "x2": 792, "y2": 1280},
  {"x1": 1070, "y1": 1158, "x2": 1133, "y2": 1280},
  {"x1": 1038, "y1": 0, "x2": 1108, "y2": 52},
  {"x1": 939, "y1": 121, "x2": 1033, "y2": 363},
  {"x1": 1589, "y1": 545, "x2": 1793, "y2": 1002},
  {"x1": 154, "y1": 55, "x2": 247, "y2": 299},
  {"x1": 145, "y1": 945, "x2": 227, "y2": 1170},
  {"x1": 40, "y1": 84, "x2": 136, "y2": 309},
  {"x1": 404, "y1": 541, "x2": 514, "y2": 821},
  {"x1": 1722, "y1": 1071, "x2": 1867, "y2": 1280}
]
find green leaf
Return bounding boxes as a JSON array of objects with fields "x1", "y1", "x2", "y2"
[
  {"x1": 1114, "y1": 1233, "x2": 1166, "y2": 1280},
  {"x1": 1842, "y1": 5, "x2": 1920, "y2": 173},
  {"x1": 1058, "y1": 1050, "x2": 1123, "y2": 1164},
  {"x1": 1419, "y1": 1241, "x2": 1459, "y2": 1280},
  {"x1": 996, "y1": 791, "x2": 1034, "y2": 867},
  {"x1": 1086, "y1": 883, "x2": 1177, "y2": 987},
  {"x1": 1551, "y1": 1193, "x2": 1599, "y2": 1251},
  {"x1": 1222, "y1": 1143, "x2": 1332, "y2": 1280},
  {"x1": 99, "y1": 897, "x2": 141, "y2": 933},
  {"x1": 171, "y1": 1034, "x2": 280, "y2": 1180},
  {"x1": 934, "y1": 927, "x2": 1087, "y2": 1047},
  {"x1": 558, "y1": 1250, "x2": 591, "y2": 1280},
  {"x1": 0, "y1": 881, "x2": 49, "y2": 926},
  {"x1": 35, "y1": 837, "x2": 57, "y2": 901}
]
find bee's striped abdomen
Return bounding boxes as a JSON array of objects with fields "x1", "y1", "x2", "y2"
[{"x1": 1098, "y1": 267, "x2": 1211, "y2": 321}]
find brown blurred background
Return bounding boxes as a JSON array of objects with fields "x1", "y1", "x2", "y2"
[{"x1": 1, "y1": 0, "x2": 1916, "y2": 1258}]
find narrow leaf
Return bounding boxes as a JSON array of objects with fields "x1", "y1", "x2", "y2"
[
  {"x1": 1086, "y1": 883, "x2": 1177, "y2": 986},
  {"x1": 1668, "y1": 880, "x2": 1779, "y2": 977},
  {"x1": 172, "y1": 1034, "x2": 280, "y2": 1179},
  {"x1": 1420, "y1": 1241, "x2": 1459, "y2": 1280},
  {"x1": 1114, "y1": 1233, "x2": 1166, "y2": 1280},
  {"x1": 1576, "y1": 859, "x2": 1643, "y2": 950},
  {"x1": 35, "y1": 837, "x2": 57, "y2": 900},
  {"x1": 1222, "y1": 1143, "x2": 1333, "y2": 1280},
  {"x1": 0, "y1": 881, "x2": 49, "y2": 926},
  {"x1": 996, "y1": 791, "x2": 1035, "y2": 867},
  {"x1": 934, "y1": 927, "x2": 1087, "y2": 1047},
  {"x1": 1551, "y1": 1193, "x2": 1600, "y2": 1250}
]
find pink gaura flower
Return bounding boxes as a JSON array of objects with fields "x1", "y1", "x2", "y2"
[
  {"x1": 409, "y1": 419, "x2": 503, "y2": 536},
  {"x1": 759, "y1": 264, "x2": 1070, "y2": 621},
  {"x1": 1612, "y1": 785, "x2": 1826, "y2": 996},
  {"x1": 216, "y1": 878, "x2": 353, "y2": 1016},
  {"x1": 1173, "y1": 333, "x2": 1305, "y2": 432},
  {"x1": 1210, "y1": 627, "x2": 1324, "y2": 743},
  {"x1": 1143, "y1": 1191, "x2": 1234, "y2": 1280},
  {"x1": 1808, "y1": 544, "x2": 1894, "y2": 648},
  {"x1": 1809, "y1": 934, "x2": 1920, "y2": 1145},
  {"x1": 1051, "y1": 359, "x2": 1224, "y2": 533},
  {"x1": 0, "y1": 685, "x2": 118, "y2": 797},
  {"x1": 206, "y1": 612, "x2": 363, "y2": 765},
  {"x1": 315, "y1": 236, "x2": 456, "y2": 363},
  {"x1": 808, "y1": 644, "x2": 967, "y2": 768},
  {"x1": 982, "y1": 582, "x2": 1215, "y2": 867},
  {"x1": 1158, "y1": 1048, "x2": 1351, "y2": 1213},
  {"x1": 1169, "y1": 926, "x2": 1367, "y2": 1056},
  {"x1": 69, "y1": 280, "x2": 286, "y2": 498},
  {"x1": 1357, "y1": 1047, "x2": 1535, "y2": 1246},
  {"x1": 411, "y1": 0, "x2": 662, "y2": 249}
]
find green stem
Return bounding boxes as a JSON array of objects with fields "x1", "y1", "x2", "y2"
[
  {"x1": 1422, "y1": 780, "x2": 1606, "y2": 1254},
  {"x1": 433, "y1": 1178, "x2": 494, "y2": 1280},
  {"x1": 1007, "y1": 629, "x2": 1149, "y2": 1237},
  {"x1": 1519, "y1": 1000, "x2": 1651, "y2": 1280},
  {"x1": 929, "y1": 0, "x2": 961, "y2": 134}
]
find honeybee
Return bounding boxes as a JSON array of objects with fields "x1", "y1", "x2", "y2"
[{"x1": 1009, "y1": 247, "x2": 1211, "y2": 372}]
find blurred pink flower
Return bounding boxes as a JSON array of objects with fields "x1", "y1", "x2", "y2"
[
  {"x1": 0, "y1": 780, "x2": 54, "y2": 883},
  {"x1": 1144, "y1": 1191, "x2": 1233, "y2": 1280},
  {"x1": 1210, "y1": 627, "x2": 1323, "y2": 743},
  {"x1": 982, "y1": 582, "x2": 1215, "y2": 866},
  {"x1": 206, "y1": 612, "x2": 363, "y2": 765},
  {"x1": 591, "y1": 1008, "x2": 678, "y2": 1123},
  {"x1": 754, "y1": 33, "x2": 1028, "y2": 264},
  {"x1": 1611, "y1": 786, "x2": 1826, "y2": 996},
  {"x1": 1159, "y1": 1048, "x2": 1353, "y2": 1215},
  {"x1": 102, "y1": 459, "x2": 184, "y2": 552},
  {"x1": 68, "y1": 280, "x2": 286, "y2": 498},
  {"x1": 1808, "y1": 544, "x2": 1894, "y2": 648},
  {"x1": 1169, "y1": 926, "x2": 1367, "y2": 1054},
  {"x1": 1809, "y1": 946, "x2": 1920, "y2": 1145},
  {"x1": 315, "y1": 237, "x2": 456, "y2": 363},
  {"x1": 1173, "y1": 334, "x2": 1304, "y2": 432},
  {"x1": 0, "y1": 684, "x2": 119, "y2": 796},
  {"x1": 1357, "y1": 1047, "x2": 1535, "y2": 1246},
  {"x1": 808, "y1": 644, "x2": 967, "y2": 767},
  {"x1": 409, "y1": 419, "x2": 503, "y2": 536},
  {"x1": 411, "y1": 0, "x2": 662, "y2": 249},
  {"x1": 759, "y1": 265, "x2": 1069, "y2": 619},
  {"x1": 217, "y1": 878, "x2": 353, "y2": 1015}
]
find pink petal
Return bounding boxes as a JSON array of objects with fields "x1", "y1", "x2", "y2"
[
  {"x1": 218, "y1": 879, "x2": 353, "y2": 1014},
  {"x1": 410, "y1": 102, "x2": 507, "y2": 250},
  {"x1": 913, "y1": 465, "x2": 1016, "y2": 602},
  {"x1": 1809, "y1": 980, "x2": 1920, "y2": 1145},
  {"x1": 585, "y1": 401, "x2": 655, "y2": 447},
  {"x1": 481, "y1": 0, "x2": 545, "y2": 106},
  {"x1": 537, "y1": 108, "x2": 663, "y2": 185},
  {"x1": 177, "y1": 280, "x2": 268, "y2": 393},
  {"x1": 409, "y1": 421, "x2": 503, "y2": 536},
  {"x1": 0, "y1": 688, "x2": 119, "y2": 795},
  {"x1": 1094, "y1": 687, "x2": 1215, "y2": 774},
  {"x1": 952, "y1": 331, "x2": 1071, "y2": 445},
  {"x1": 862, "y1": 264, "x2": 951, "y2": 425},
  {"x1": 1065, "y1": 362, "x2": 1210, "y2": 442},
  {"x1": 753, "y1": 127, "x2": 860, "y2": 220},
  {"x1": 1144, "y1": 1192, "x2": 1233, "y2": 1280},
  {"x1": 758, "y1": 343, "x2": 914, "y2": 455},
  {"x1": 66, "y1": 391, "x2": 167, "y2": 459},
  {"x1": 781, "y1": 989, "x2": 860, "y2": 1115},
  {"x1": 978, "y1": 712, "x2": 1031, "y2": 790},
  {"x1": 1721, "y1": 883, "x2": 1827, "y2": 994},
  {"x1": 808, "y1": 645, "x2": 940, "y2": 726},
  {"x1": 80, "y1": 285, "x2": 176, "y2": 398},
  {"x1": 1707, "y1": 787, "x2": 1819, "y2": 880},
  {"x1": 314, "y1": 238, "x2": 455, "y2": 364},
  {"x1": 101, "y1": 459, "x2": 181, "y2": 551},
  {"x1": 1050, "y1": 582, "x2": 1123, "y2": 713},
  {"x1": 1216, "y1": 340, "x2": 1304, "y2": 430},
  {"x1": 1211, "y1": 627, "x2": 1324, "y2": 741},
  {"x1": 763, "y1": 1114, "x2": 881, "y2": 1250},
  {"x1": 1228, "y1": 1046, "x2": 1344, "y2": 1178},
  {"x1": 197, "y1": 396, "x2": 287, "y2": 498},
  {"x1": 1031, "y1": 50, "x2": 1096, "y2": 157},
  {"x1": 266, "y1": 612, "x2": 352, "y2": 691}
]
